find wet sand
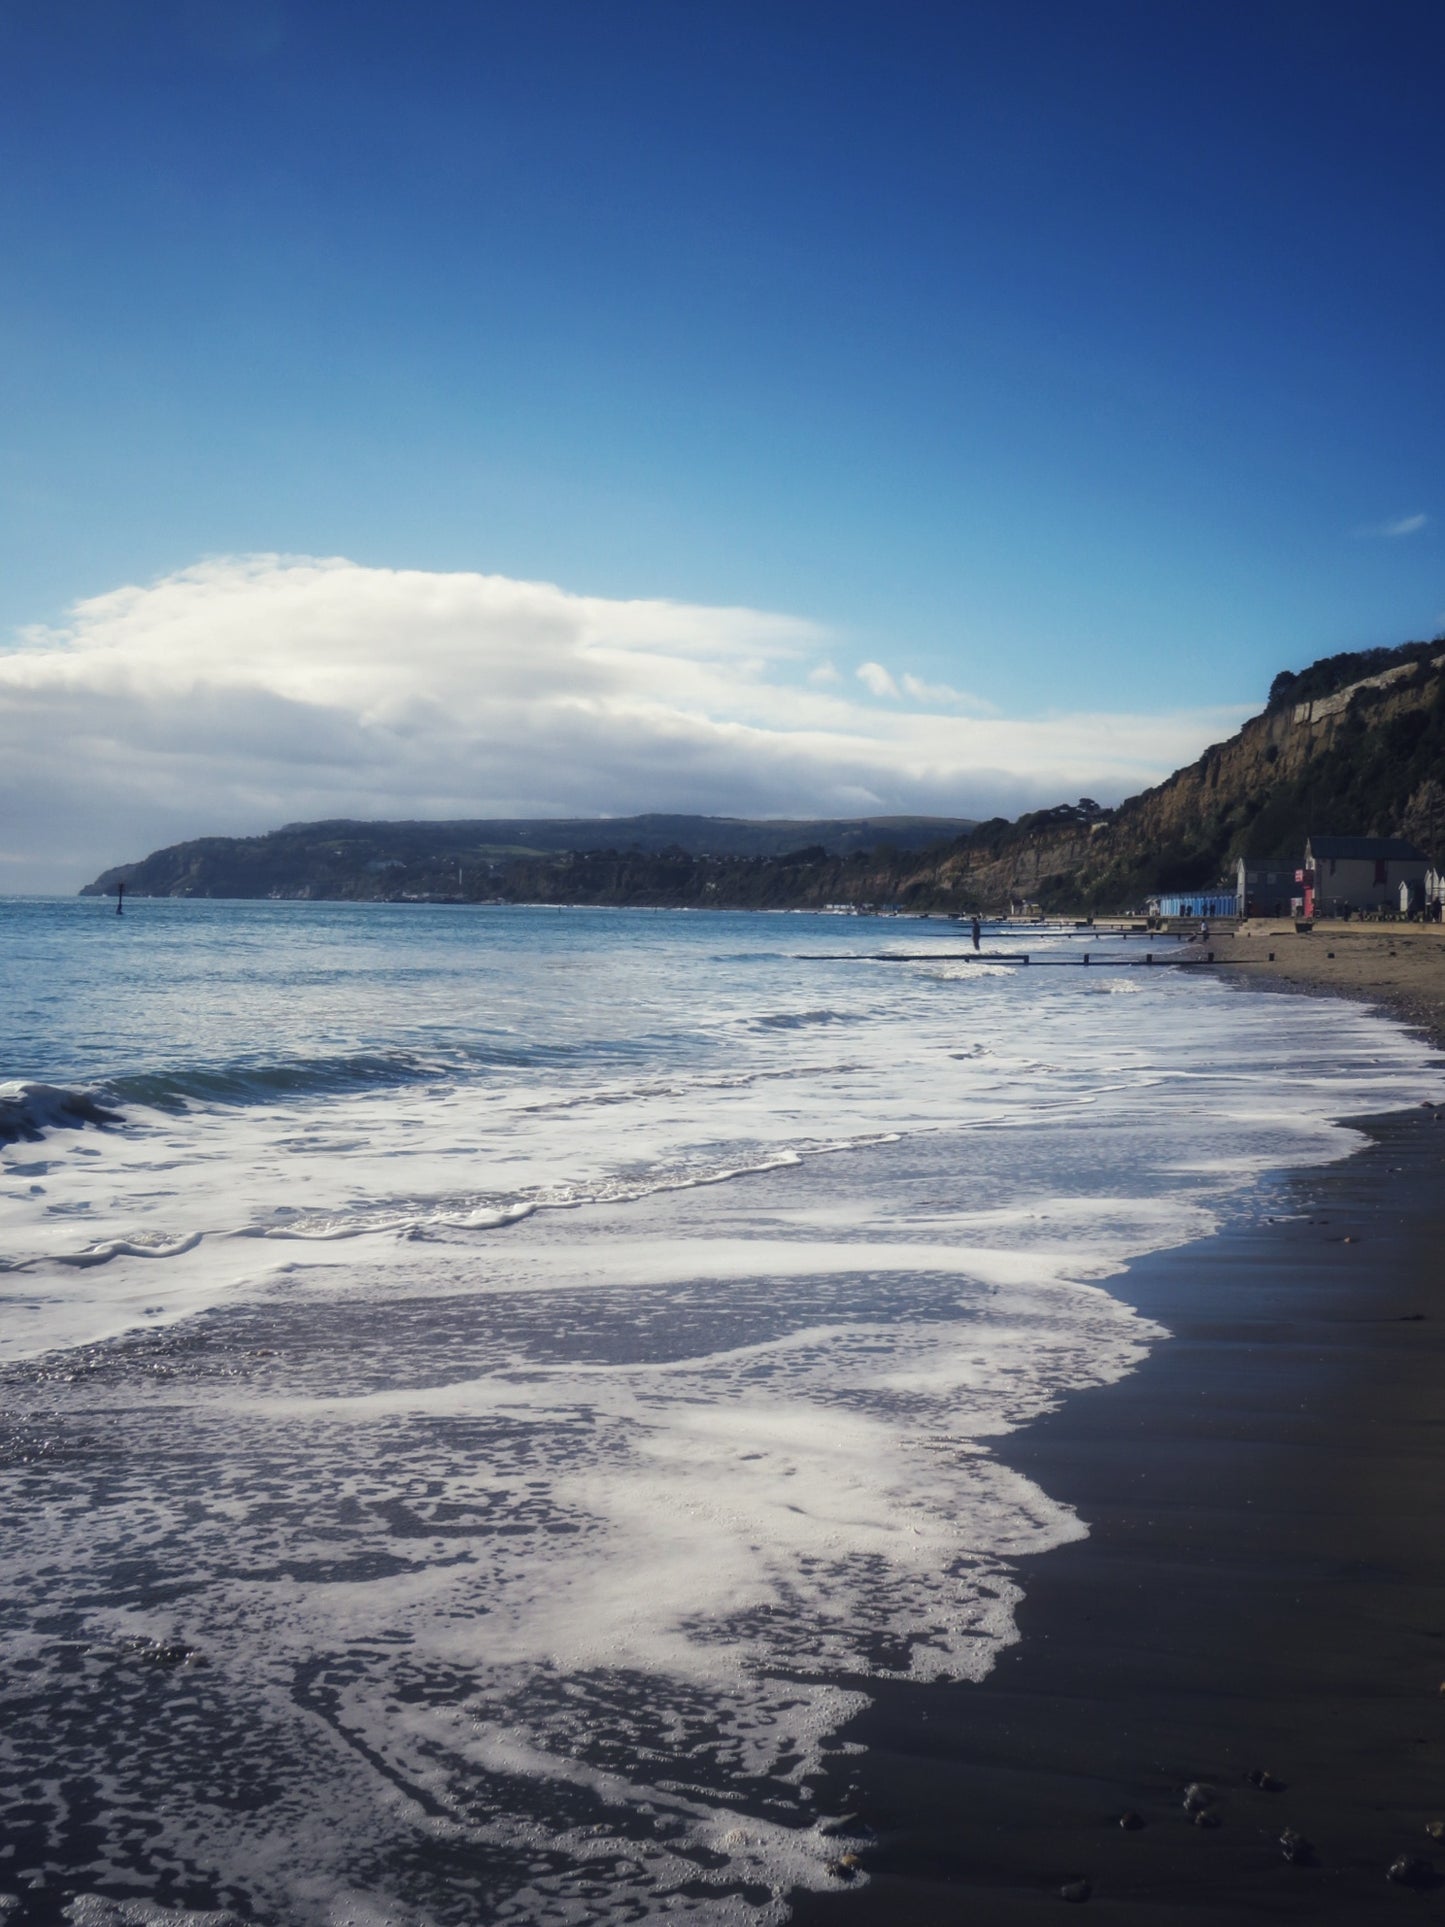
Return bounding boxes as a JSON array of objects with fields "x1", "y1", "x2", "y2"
[
  {"x1": 794, "y1": 1104, "x2": 1445, "y2": 1921},
  {"x1": 1216, "y1": 919, "x2": 1445, "y2": 1046}
]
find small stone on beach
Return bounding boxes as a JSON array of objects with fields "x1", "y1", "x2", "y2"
[
  {"x1": 1059, "y1": 1879, "x2": 1091, "y2": 1903},
  {"x1": 1182, "y1": 1782, "x2": 1217, "y2": 1815},
  {"x1": 1117, "y1": 1810, "x2": 1144, "y2": 1831},
  {"x1": 1279, "y1": 1829, "x2": 1313, "y2": 1865},
  {"x1": 1425, "y1": 1820, "x2": 1445, "y2": 1841},
  {"x1": 1247, "y1": 1768, "x2": 1284, "y2": 1791},
  {"x1": 1193, "y1": 1809, "x2": 1222, "y2": 1829}
]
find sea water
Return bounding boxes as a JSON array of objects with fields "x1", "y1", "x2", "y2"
[{"x1": 1, "y1": 898, "x2": 1439, "y2": 1925}]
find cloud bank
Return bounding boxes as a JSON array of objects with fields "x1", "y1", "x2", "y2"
[{"x1": 1, "y1": 555, "x2": 1249, "y2": 891}]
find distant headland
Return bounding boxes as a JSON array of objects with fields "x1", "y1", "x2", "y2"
[{"x1": 79, "y1": 812, "x2": 978, "y2": 910}]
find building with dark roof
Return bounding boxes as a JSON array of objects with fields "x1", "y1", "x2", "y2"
[
  {"x1": 1303, "y1": 834, "x2": 1427, "y2": 917},
  {"x1": 1235, "y1": 857, "x2": 1300, "y2": 918}
]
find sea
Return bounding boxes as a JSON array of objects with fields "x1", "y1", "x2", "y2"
[{"x1": 1, "y1": 897, "x2": 1440, "y2": 1927}]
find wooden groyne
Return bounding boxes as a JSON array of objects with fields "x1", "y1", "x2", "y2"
[{"x1": 799, "y1": 946, "x2": 1291, "y2": 969}]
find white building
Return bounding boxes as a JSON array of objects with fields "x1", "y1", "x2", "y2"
[{"x1": 1303, "y1": 835, "x2": 1427, "y2": 917}]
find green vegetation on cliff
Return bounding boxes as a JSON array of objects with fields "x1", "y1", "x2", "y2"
[{"x1": 1265, "y1": 638, "x2": 1443, "y2": 712}]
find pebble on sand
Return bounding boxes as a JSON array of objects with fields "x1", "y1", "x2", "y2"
[
  {"x1": 1059, "y1": 1879, "x2": 1091, "y2": 1903},
  {"x1": 1182, "y1": 1782, "x2": 1217, "y2": 1815},
  {"x1": 1279, "y1": 1828, "x2": 1314, "y2": 1865},
  {"x1": 1116, "y1": 1810, "x2": 1145, "y2": 1831},
  {"x1": 1247, "y1": 1769, "x2": 1285, "y2": 1791}
]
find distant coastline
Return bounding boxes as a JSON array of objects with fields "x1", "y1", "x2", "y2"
[
  {"x1": 78, "y1": 638, "x2": 1445, "y2": 918},
  {"x1": 77, "y1": 811, "x2": 978, "y2": 913}
]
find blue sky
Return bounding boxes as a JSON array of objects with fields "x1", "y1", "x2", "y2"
[{"x1": 2, "y1": 1, "x2": 1443, "y2": 884}]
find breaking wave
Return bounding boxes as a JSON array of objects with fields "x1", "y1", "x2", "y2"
[{"x1": 0, "y1": 1081, "x2": 122, "y2": 1146}]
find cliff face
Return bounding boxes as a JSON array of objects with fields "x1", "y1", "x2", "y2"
[{"x1": 884, "y1": 648, "x2": 1445, "y2": 912}]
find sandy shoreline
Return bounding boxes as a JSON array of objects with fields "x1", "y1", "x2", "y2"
[
  {"x1": 1209, "y1": 919, "x2": 1445, "y2": 1048},
  {"x1": 794, "y1": 1101, "x2": 1445, "y2": 1922}
]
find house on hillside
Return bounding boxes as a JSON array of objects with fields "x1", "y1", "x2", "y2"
[
  {"x1": 1302, "y1": 835, "x2": 1427, "y2": 918},
  {"x1": 1235, "y1": 858, "x2": 1301, "y2": 919}
]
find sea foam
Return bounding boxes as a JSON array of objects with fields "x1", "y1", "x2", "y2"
[{"x1": 1, "y1": 903, "x2": 1441, "y2": 1923}]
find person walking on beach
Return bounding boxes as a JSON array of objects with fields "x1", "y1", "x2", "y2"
[{"x1": 971, "y1": 915, "x2": 981, "y2": 951}]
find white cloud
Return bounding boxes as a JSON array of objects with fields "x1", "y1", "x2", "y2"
[
  {"x1": 857, "y1": 663, "x2": 994, "y2": 713},
  {"x1": 807, "y1": 661, "x2": 841, "y2": 687},
  {"x1": 856, "y1": 660, "x2": 900, "y2": 698},
  {"x1": 900, "y1": 671, "x2": 996, "y2": 714},
  {"x1": 1356, "y1": 511, "x2": 1428, "y2": 538},
  {"x1": 0, "y1": 554, "x2": 1251, "y2": 891}
]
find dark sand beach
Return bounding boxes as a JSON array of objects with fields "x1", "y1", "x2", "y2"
[{"x1": 796, "y1": 1084, "x2": 1445, "y2": 1918}]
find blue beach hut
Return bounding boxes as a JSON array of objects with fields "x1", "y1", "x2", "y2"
[{"x1": 1148, "y1": 891, "x2": 1239, "y2": 919}]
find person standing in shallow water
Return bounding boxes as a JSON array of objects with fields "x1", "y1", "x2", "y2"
[{"x1": 971, "y1": 915, "x2": 981, "y2": 951}]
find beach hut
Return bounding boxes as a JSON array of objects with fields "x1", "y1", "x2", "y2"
[
  {"x1": 1302, "y1": 835, "x2": 1427, "y2": 918},
  {"x1": 1148, "y1": 890, "x2": 1239, "y2": 919}
]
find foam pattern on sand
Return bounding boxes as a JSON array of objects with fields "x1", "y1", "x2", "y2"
[{"x1": 0, "y1": 1235, "x2": 1151, "y2": 1923}]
